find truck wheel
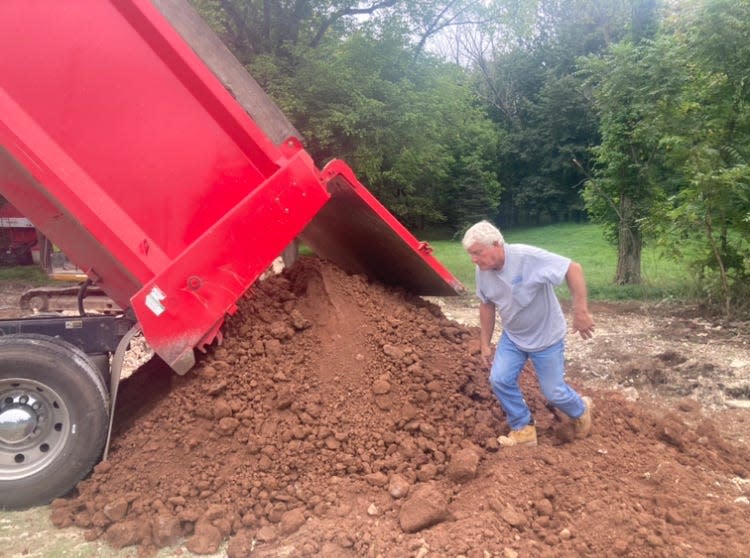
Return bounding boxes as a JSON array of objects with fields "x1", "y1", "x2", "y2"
[{"x1": 0, "y1": 334, "x2": 109, "y2": 509}]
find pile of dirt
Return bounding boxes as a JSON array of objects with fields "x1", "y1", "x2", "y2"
[{"x1": 49, "y1": 258, "x2": 750, "y2": 557}]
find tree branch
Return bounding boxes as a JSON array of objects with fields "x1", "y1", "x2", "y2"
[{"x1": 310, "y1": 0, "x2": 398, "y2": 48}]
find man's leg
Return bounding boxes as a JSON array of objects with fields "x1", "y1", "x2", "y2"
[
  {"x1": 489, "y1": 332, "x2": 533, "y2": 430},
  {"x1": 529, "y1": 339, "x2": 586, "y2": 420}
]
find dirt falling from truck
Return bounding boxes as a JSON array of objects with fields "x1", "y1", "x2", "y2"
[{"x1": 50, "y1": 257, "x2": 750, "y2": 557}]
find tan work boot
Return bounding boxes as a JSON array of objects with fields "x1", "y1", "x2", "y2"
[
  {"x1": 497, "y1": 424, "x2": 537, "y2": 447},
  {"x1": 574, "y1": 396, "x2": 593, "y2": 438}
]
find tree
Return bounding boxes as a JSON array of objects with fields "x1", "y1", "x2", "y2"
[
  {"x1": 654, "y1": 0, "x2": 750, "y2": 315},
  {"x1": 580, "y1": 41, "x2": 661, "y2": 284},
  {"x1": 577, "y1": 0, "x2": 670, "y2": 284}
]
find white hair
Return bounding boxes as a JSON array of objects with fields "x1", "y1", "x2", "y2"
[{"x1": 461, "y1": 220, "x2": 504, "y2": 249}]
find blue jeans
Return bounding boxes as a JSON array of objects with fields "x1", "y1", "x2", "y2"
[{"x1": 490, "y1": 331, "x2": 585, "y2": 430}]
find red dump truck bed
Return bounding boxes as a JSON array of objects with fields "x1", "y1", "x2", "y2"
[{"x1": 0, "y1": 0, "x2": 462, "y2": 373}]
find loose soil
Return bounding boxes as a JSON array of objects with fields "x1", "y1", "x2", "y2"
[{"x1": 2, "y1": 258, "x2": 750, "y2": 557}]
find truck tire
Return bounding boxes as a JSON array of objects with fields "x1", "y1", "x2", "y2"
[{"x1": 0, "y1": 334, "x2": 109, "y2": 509}]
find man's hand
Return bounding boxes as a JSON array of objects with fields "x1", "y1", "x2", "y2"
[
  {"x1": 572, "y1": 309, "x2": 595, "y2": 340},
  {"x1": 480, "y1": 343, "x2": 494, "y2": 368},
  {"x1": 479, "y1": 301, "x2": 497, "y2": 368},
  {"x1": 566, "y1": 262, "x2": 594, "y2": 340}
]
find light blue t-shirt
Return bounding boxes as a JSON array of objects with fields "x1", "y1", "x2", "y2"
[{"x1": 475, "y1": 243, "x2": 571, "y2": 351}]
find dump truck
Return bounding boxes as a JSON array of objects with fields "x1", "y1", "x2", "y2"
[{"x1": 0, "y1": 0, "x2": 463, "y2": 509}]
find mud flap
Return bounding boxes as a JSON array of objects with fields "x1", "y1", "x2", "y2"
[{"x1": 301, "y1": 160, "x2": 464, "y2": 296}]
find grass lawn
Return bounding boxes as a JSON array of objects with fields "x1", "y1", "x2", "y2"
[
  {"x1": 0, "y1": 265, "x2": 54, "y2": 286},
  {"x1": 428, "y1": 223, "x2": 695, "y2": 301}
]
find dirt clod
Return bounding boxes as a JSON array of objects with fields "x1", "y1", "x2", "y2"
[{"x1": 398, "y1": 482, "x2": 450, "y2": 533}]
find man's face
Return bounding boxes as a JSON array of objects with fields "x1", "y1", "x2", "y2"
[{"x1": 467, "y1": 241, "x2": 504, "y2": 271}]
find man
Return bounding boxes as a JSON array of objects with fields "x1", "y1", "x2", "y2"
[{"x1": 462, "y1": 220, "x2": 595, "y2": 447}]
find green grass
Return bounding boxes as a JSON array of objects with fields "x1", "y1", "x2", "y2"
[
  {"x1": 428, "y1": 223, "x2": 695, "y2": 301},
  {"x1": 0, "y1": 265, "x2": 54, "y2": 286}
]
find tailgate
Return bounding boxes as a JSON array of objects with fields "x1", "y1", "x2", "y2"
[{"x1": 303, "y1": 160, "x2": 464, "y2": 297}]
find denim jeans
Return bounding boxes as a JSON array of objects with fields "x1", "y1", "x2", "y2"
[{"x1": 490, "y1": 331, "x2": 585, "y2": 430}]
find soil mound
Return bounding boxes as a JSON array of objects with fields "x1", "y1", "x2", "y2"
[{"x1": 49, "y1": 258, "x2": 750, "y2": 557}]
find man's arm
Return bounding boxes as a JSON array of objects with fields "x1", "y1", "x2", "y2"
[
  {"x1": 479, "y1": 300, "x2": 496, "y2": 367},
  {"x1": 566, "y1": 261, "x2": 595, "y2": 339}
]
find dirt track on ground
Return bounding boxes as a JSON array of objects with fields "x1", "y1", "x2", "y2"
[{"x1": 2, "y1": 258, "x2": 750, "y2": 557}]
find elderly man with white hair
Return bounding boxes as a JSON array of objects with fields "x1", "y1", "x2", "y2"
[{"x1": 462, "y1": 220, "x2": 595, "y2": 447}]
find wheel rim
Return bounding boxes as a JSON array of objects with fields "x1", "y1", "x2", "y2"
[{"x1": 0, "y1": 378, "x2": 71, "y2": 481}]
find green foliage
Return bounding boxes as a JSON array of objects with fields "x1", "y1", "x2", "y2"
[
  {"x1": 663, "y1": 160, "x2": 750, "y2": 315},
  {"x1": 648, "y1": 0, "x2": 750, "y2": 316},
  {"x1": 253, "y1": 28, "x2": 502, "y2": 231}
]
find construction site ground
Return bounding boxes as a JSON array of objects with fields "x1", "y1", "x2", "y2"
[{"x1": 1, "y1": 257, "x2": 749, "y2": 558}]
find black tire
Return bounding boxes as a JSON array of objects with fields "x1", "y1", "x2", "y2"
[{"x1": 0, "y1": 334, "x2": 109, "y2": 509}]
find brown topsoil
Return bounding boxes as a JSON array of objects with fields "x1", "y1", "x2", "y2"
[{"x1": 48, "y1": 257, "x2": 750, "y2": 557}]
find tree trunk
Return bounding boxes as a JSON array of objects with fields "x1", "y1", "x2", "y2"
[{"x1": 615, "y1": 194, "x2": 642, "y2": 284}]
